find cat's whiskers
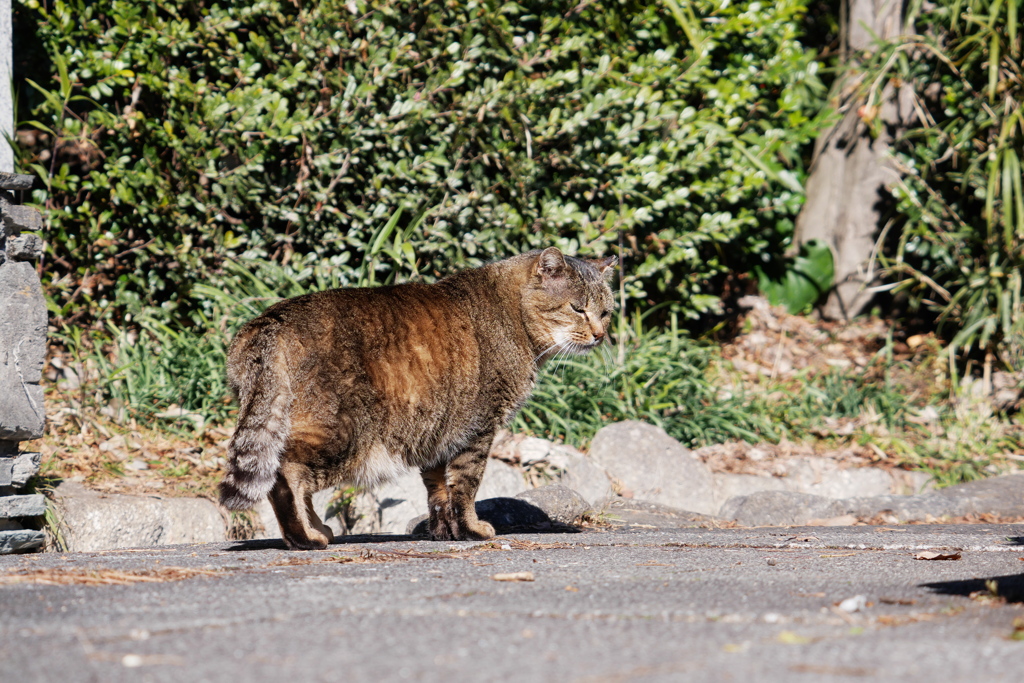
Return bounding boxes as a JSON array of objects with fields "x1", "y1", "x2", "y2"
[{"x1": 533, "y1": 341, "x2": 563, "y2": 365}]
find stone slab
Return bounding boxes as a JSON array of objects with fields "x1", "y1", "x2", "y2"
[
  {"x1": 0, "y1": 261, "x2": 47, "y2": 440},
  {"x1": 7, "y1": 233, "x2": 43, "y2": 261},
  {"x1": 596, "y1": 497, "x2": 722, "y2": 529},
  {"x1": 11, "y1": 452, "x2": 41, "y2": 486},
  {"x1": 52, "y1": 481, "x2": 227, "y2": 551},
  {"x1": 0, "y1": 528, "x2": 45, "y2": 553},
  {"x1": 0, "y1": 452, "x2": 41, "y2": 488},
  {"x1": 1, "y1": 201, "x2": 42, "y2": 233},
  {"x1": 0, "y1": 172, "x2": 33, "y2": 191},
  {"x1": 0, "y1": 493, "x2": 46, "y2": 518}
]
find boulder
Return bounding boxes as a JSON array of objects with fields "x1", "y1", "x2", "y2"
[
  {"x1": 477, "y1": 458, "x2": 528, "y2": 499},
  {"x1": 52, "y1": 481, "x2": 228, "y2": 551},
  {"x1": 588, "y1": 421, "x2": 716, "y2": 515},
  {"x1": 516, "y1": 485, "x2": 591, "y2": 524},
  {"x1": 546, "y1": 448, "x2": 614, "y2": 507}
]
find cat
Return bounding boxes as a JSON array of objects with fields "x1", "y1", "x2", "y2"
[{"x1": 219, "y1": 247, "x2": 616, "y2": 549}]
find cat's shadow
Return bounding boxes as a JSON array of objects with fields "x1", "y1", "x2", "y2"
[{"x1": 226, "y1": 497, "x2": 580, "y2": 552}]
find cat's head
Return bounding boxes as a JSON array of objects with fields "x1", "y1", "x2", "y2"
[{"x1": 522, "y1": 247, "x2": 617, "y2": 361}]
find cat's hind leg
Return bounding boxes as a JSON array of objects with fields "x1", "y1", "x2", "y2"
[
  {"x1": 268, "y1": 461, "x2": 334, "y2": 550},
  {"x1": 421, "y1": 432, "x2": 496, "y2": 541}
]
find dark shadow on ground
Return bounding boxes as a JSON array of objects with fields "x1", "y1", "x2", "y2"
[
  {"x1": 407, "y1": 498, "x2": 583, "y2": 537},
  {"x1": 1004, "y1": 537, "x2": 1024, "y2": 546},
  {"x1": 225, "y1": 535, "x2": 425, "y2": 552},
  {"x1": 225, "y1": 498, "x2": 580, "y2": 552},
  {"x1": 922, "y1": 573, "x2": 1024, "y2": 603}
]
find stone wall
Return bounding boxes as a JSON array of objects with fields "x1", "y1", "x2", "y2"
[{"x1": 0, "y1": 172, "x2": 46, "y2": 553}]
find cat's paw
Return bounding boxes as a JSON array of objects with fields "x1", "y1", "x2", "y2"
[
  {"x1": 282, "y1": 529, "x2": 331, "y2": 551},
  {"x1": 460, "y1": 519, "x2": 495, "y2": 540}
]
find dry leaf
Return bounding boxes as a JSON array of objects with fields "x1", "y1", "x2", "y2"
[
  {"x1": 879, "y1": 597, "x2": 916, "y2": 605},
  {"x1": 492, "y1": 572, "x2": 535, "y2": 582},
  {"x1": 915, "y1": 551, "x2": 962, "y2": 561},
  {"x1": 777, "y1": 630, "x2": 813, "y2": 645}
]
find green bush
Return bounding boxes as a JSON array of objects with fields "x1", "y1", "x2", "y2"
[{"x1": 16, "y1": 0, "x2": 827, "y2": 327}]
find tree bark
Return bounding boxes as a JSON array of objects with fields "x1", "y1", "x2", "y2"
[{"x1": 794, "y1": 0, "x2": 914, "y2": 320}]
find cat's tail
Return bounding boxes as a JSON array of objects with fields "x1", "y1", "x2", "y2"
[{"x1": 219, "y1": 330, "x2": 293, "y2": 510}]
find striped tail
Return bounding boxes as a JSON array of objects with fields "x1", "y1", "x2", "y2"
[{"x1": 219, "y1": 340, "x2": 293, "y2": 510}]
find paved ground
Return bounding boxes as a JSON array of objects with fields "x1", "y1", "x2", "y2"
[{"x1": 3, "y1": 524, "x2": 1024, "y2": 682}]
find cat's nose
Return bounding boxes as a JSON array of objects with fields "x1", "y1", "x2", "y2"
[{"x1": 593, "y1": 330, "x2": 605, "y2": 342}]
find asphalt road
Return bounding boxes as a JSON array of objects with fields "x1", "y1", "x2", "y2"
[{"x1": 3, "y1": 524, "x2": 1024, "y2": 682}]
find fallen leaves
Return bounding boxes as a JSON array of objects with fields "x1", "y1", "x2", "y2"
[
  {"x1": 0, "y1": 567, "x2": 219, "y2": 586},
  {"x1": 914, "y1": 551, "x2": 962, "y2": 561},
  {"x1": 269, "y1": 548, "x2": 460, "y2": 567},
  {"x1": 477, "y1": 539, "x2": 573, "y2": 551}
]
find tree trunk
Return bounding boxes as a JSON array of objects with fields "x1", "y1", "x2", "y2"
[{"x1": 794, "y1": 0, "x2": 914, "y2": 320}]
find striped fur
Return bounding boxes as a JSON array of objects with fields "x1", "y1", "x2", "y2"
[{"x1": 219, "y1": 332, "x2": 293, "y2": 510}]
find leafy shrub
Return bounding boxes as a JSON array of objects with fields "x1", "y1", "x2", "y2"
[{"x1": 16, "y1": 0, "x2": 827, "y2": 327}]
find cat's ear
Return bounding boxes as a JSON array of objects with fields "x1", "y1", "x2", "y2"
[
  {"x1": 591, "y1": 255, "x2": 617, "y2": 279},
  {"x1": 536, "y1": 247, "x2": 567, "y2": 284}
]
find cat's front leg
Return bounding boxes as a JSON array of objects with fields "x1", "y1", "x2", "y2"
[{"x1": 421, "y1": 432, "x2": 496, "y2": 541}]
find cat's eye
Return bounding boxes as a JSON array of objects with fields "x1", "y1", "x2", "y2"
[
  {"x1": 570, "y1": 304, "x2": 585, "y2": 314},
  {"x1": 601, "y1": 310, "x2": 611, "y2": 319}
]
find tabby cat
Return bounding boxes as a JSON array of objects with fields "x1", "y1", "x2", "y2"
[{"x1": 219, "y1": 247, "x2": 616, "y2": 549}]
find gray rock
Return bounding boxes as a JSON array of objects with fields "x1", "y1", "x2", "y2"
[
  {"x1": 517, "y1": 436, "x2": 557, "y2": 465},
  {"x1": 0, "y1": 261, "x2": 47, "y2": 440},
  {"x1": 710, "y1": 461, "x2": 934, "y2": 513},
  {"x1": 1, "y1": 201, "x2": 43, "y2": 233},
  {"x1": 0, "y1": 529, "x2": 45, "y2": 554},
  {"x1": 52, "y1": 481, "x2": 227, "y2": 551},
  {"x1": 720, "y1": 491, "x2": 837, "y2": 526},
  {"x1": 831, "y1": 473, "x2": 1024, "y2": 522},
  {"x1": 342, "y1": 470, "x2": 425, "y2": 535},
  {"x1": 588, "y1": 421, "x2": 716, "y2": 515},
  {"x1": 711, "y1": 473, "x2": 789, "y2": 511},
  {"x1": 547, "y1": 448, "x2": 614, "y2": 507},
  {"x1": 7, "y1": 233, "x2": 43, "y2": 261},
  {"x1": 0, "y1": 173, "x2": 34, "y2": 191},
  {"x1": 0, "y1": 494, "x2": 46, "y2": 518},
  {"x1": 596, "y1": 498, "x2": 721, "y2": 529},
  {"x1": 515, "y1": 485, "x2": 590, "y2": 524},
  {"x1": 477, "y1": 458, "x2": 528, "y2": 500},
  {"x1": 719, "y1": 473, "x2": 1024, "y2": 527},
  {"x1": 12, "y1": 452, "x2": 41, "y2": 486}
]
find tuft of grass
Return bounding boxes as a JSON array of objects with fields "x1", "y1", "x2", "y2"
[{"x1": 516, "y1": 313, "x2": 773, "y2": 449}]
